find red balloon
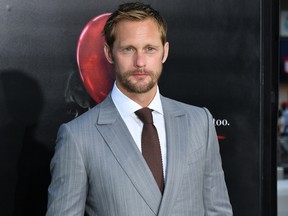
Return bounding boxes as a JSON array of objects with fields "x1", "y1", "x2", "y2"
[{"x1": 77, "y1": 13, "x2": 115, "y2": 104}]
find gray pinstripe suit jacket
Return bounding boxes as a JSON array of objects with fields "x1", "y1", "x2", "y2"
[{"x1": 46, "y1": 94, "x2": 232, "y2": 216}]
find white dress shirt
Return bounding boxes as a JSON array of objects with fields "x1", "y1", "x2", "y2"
[{"x1": 111, "y1": 82, "x2": 167, "y2": 178}]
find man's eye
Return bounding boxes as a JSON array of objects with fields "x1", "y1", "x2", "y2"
[
  {"x1": 146, "y1": 47, "x2": 156, "y2": 53},
  {"x1": 123, "y1": 47, "x2": 133, "y2": 53}
]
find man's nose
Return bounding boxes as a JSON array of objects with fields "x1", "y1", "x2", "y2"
[{"x1": 134, "y1": 51, "x2": 146, "y2": 68}]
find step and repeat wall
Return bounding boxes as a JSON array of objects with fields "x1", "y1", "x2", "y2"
[{"x1": 0, "y1": 0, "x2": 277, "y2": 215}]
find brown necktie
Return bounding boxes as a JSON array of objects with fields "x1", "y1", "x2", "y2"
[{"x1": 135, "y1": 107, "x2": 164, "y2": 193}]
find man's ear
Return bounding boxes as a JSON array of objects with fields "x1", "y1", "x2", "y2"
[
  {"x1": 104, "y1": 43, "x2": 114, "y2": 64},
  {"x1": 162, "y1": 42, "x2": 169, "y2": 63}
]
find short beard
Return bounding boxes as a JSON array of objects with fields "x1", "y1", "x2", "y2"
[{"x1": 116, "y1": 70, "x2": 161, "y2": 94}]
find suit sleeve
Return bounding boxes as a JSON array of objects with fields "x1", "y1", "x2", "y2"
[
  {"x1": 46, "y1": 124, "x2": 88, "y2": 216},
  {"x1": 203, "y1": 108, "x2": 233, "y2": 215}
]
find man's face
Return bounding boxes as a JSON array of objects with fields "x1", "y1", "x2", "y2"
[{"x1": 105, "y1": 18, "x2": 169, "y2": 94}]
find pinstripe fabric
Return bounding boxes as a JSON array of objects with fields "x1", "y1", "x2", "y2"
[{"x1": 46, "y1": 94, "x2": 232, "y2": 216}]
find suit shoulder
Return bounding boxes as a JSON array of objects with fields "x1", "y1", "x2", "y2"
[
  {"x1": 64, "y1": 104, "x2": 100, "y2": 131},
  {"x1": 62, "y1": 95, "x2": 116, "y2": 132},
  {"x1": 161, "y1": 96, "x2": 214, "y2": 129},
  {"x1": 161, "y1": 96, "x2": 211, "y2": 117}
]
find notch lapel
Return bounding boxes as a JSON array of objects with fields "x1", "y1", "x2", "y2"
[{"x1": 95, "y1": 95, "x2": 162, "y2": 215}]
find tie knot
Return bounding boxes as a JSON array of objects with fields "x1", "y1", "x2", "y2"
[{"x1": 135, "y1": 107, "x2": 153, "y2": 124}]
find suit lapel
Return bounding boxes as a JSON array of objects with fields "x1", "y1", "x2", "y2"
[
  {"x1": 95, "y1": 95, "x2": 162, "y2": 215},
  {"x1": 158, "y1": 97, "x2": 189, "y2": 215}
]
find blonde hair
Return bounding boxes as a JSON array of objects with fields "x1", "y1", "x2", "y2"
[{"x1": 103, "y1": 2, "x2": 167, "y2": 48}]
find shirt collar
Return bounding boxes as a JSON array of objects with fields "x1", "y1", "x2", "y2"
[{"x1": 111, "y1": 82, "x2": 163, "y2": 118}]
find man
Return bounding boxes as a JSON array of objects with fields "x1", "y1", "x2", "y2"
[{"x1": 46, "y1": 2, "x2": 232, "y2": 215}]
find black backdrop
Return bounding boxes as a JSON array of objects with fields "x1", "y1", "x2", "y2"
[{"x1": 0, "y1": 0, "x2": 278, "y2": 215}]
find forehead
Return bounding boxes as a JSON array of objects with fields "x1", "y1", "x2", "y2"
[{"x1": 113, "y1": 18, "x2": 162, "y2": 44}]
